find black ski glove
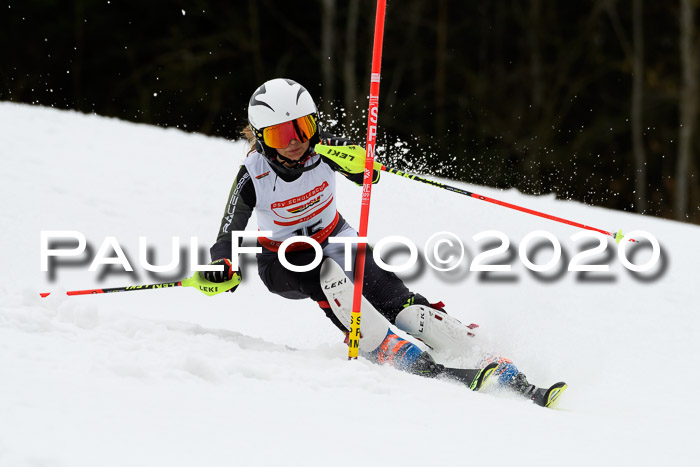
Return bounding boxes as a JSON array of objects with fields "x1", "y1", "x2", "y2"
[{"x1": 202, "y1": 258, "x2": 240, "y2": 293}]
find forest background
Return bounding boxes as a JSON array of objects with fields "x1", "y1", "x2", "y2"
[{"x1": 2, "y1": 0, "x2": 698, "y2": 223}]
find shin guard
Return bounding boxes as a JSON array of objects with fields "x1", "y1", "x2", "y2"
[{"x1": 394, "y1": 304, "x2": 478, "y2": 353}]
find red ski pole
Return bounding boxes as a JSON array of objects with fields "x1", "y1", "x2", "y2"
[
  {"x1": 40, "y1": 280, "x2": 184, "y2": 297},
  {"x1": 349, "y1": 0, "x2": 387, "y2": 359},
  {"x1": 39, "y1": 272, "x2": 241, "y2": 298},
  {"x1": 382, "y1": 166, "x2": 636, "y2": 243}
]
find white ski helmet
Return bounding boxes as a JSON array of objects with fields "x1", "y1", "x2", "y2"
[
  {"x1": 248, "y1": 78, "x2": 318, "y2": 130},
  {"x1": 247, "y1": 78, "x2": 321, "y2": 174}
]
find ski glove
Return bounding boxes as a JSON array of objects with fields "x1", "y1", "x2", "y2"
[
  {"x1": 314, "y1": 144, "x2": 382, "y2": 185},
  {"x1": 202, "y1": 258, "x2": 240, "y2": 293}
]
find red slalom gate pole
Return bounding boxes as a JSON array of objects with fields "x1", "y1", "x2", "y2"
[{"x1": 348, "y1": 0, "x2": 387, "y2": 360}]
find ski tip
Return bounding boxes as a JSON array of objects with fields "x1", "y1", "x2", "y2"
[
  {"x1": 39, "y1": 292, "x2": 51, "y2": 298},
  {"x1": 470, "y1": 362, "x2": 499, "y2": 391},
  {"x1": 543, "y1": 382, "x2": 567, "y2": 408}
]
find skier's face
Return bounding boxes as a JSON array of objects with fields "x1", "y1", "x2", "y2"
[{"x1": 276, "y1": 138, "x2": 310, "y2": 165}]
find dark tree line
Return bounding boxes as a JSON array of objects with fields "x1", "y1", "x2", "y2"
[{"x1": 2, "y1": 0, "x2": 699, "y2": 223}]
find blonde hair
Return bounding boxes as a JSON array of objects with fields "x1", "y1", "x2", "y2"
[{"x1": 240, "y1": 124, "x2": 257, "y2": 156}]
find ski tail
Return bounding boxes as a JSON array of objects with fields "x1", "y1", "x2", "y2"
[{"x1": 441, "y1": 362, "x2": 499, "y2": 391}]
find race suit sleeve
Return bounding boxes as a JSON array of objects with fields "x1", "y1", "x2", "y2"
[
  {"x1": 210, "y1": 164, "x2": 257, "y2": 261},
  {"x1": 318, "y1": 132, "x2": 381, "y2": 185}
]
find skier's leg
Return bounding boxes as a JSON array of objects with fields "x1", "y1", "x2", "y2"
[
  {"x1": 320, "y1": 225, "x2": 454, "y2": 371},
  {"x1": 488, "y1": 358, "x2": 567, "y2": 408},
  {"x1": 320, "y1": 256, "x2": 498, "y2": 389},
  {"x1": 393, "y1": 304, "x2": 479, "y2": 354},
  {"x1": 319, "y1": 256, "x2": 438, "y2": 373},
  {"x1": 255, "y1": 221, "x2": 416, "y2": 340},
  {"x1": 322, "y1": 229, "x2": 560, "y2": 401},
  {"x1": 257, "y1": 248, "x2": 352, "y2": 334},
  {"x1": 323, "y1": 222, "x2": 432, "y2": 323},
  {"x1": 473, "y1": 353, "x2": 569, "y2": 407},
  {"x1": 393, "y1": 306, "x2": 542, "y2": 393},
  {"x1": 319, "y1": 257, "x2": 400, "y2": 349},
  {"x1": 257, "y1": 248, "x2": 326, "y2": 301},
  {"x1": 255, "y1": 236, "x2": 494, "y2": 387},
  {"x1": 391, "y1": 298, "x2": 551, "y2": 397}
]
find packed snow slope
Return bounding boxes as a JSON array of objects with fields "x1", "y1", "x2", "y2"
[{"x1": 1, "y1": 103, "x2": 699, "y2": 467}]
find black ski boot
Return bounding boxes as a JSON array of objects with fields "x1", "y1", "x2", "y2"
[
  {"x1": 410, "y1": 353, "x2": 498, "y2": 392},
  {"x1": 408, "y1": 351, "x2": 444, "y2": 378}
]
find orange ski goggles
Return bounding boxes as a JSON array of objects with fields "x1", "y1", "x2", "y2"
[{"x1": 261, "y1": 114, "x2": 318, "y2": 149}]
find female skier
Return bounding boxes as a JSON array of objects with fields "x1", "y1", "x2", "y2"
[{"x1": 205, "y1": 78, "x2": 565, "y2": 407}]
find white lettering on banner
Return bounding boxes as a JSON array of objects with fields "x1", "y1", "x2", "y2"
[
  {"x1": 568, "y1": 231, "x2": 609, "y2": 272},
  {"x1": 40, "y1": 231, "x2": 87, "y2": 271},
  {"x1": 228, "y1": 231, "x2": 272, "y2": 270},
  {"x1": 328, "y1": 237, "x2": 369, "y2": 271},
  {"x1": 519, "y1": 231, "x2": 562, "y2": 272},
  {"x1": 278, "y1": 236, "x2": 323, "y2": 272},
  {"x1": 89, "y1": 237, "x2": 133, "y2": 272},
  {"x1": 470, "y1": 230, "x2": 512, "y2": 272},
  {"x1": 39, "y1": 230, "x2": 663, "y2": 277},
  {"x1": 424, "y1": 231, "x2": 465, "y2": 272},
  {"x1": 190, "y1": 237, "x2": 217, "y2": 272},
  {"x1": 372, "y1": 236, "x2": 418, "y2": 273},
  {"x1": 617, "y1": 230, "x2": 660, "y2": 272},
  {"x1": 139, "y1": 236, "x2": 180, "y2": 272}
]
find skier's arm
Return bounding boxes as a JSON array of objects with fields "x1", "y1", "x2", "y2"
[
  {"x1": 316, "y1": 134, "x2": 381, "y2": 185},
  {"x1": 319, "y1": 132, "x2": 353, "y2": 147},
  {"x1": 210, "y1": 165, "x2": 256, "y2": 262}
]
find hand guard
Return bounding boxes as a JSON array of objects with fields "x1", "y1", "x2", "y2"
[
  {"x1": 314, "y1": 143, "x2": 382, "y2": 184},
  {"x1": 202, "y1": 258, "x2": 240, "y2": 293}
]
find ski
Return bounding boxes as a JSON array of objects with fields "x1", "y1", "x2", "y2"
[
  {"x1": 531, "y1": 382, "x2": 567, "y2": 408},
  {"x1": 440, "y1": 362, "x2": 499, "y2": 391}
]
